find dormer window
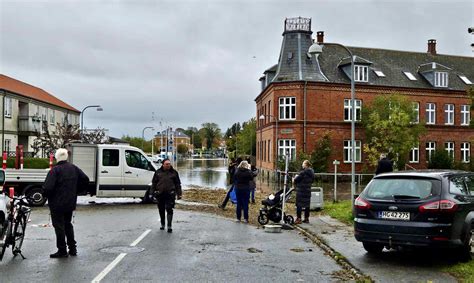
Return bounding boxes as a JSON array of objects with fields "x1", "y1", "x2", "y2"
[
  {"x1": 354, "y1": 65, "x2": 368, "y2": 82},
  {"x1": 434, "y1": 71, "x2": 448, "y2": 87}
]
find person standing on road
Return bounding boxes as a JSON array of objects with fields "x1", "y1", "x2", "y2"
[
  {"x1": 248, "y1": 161, "x2": 258, "y2": 204},
  {"x1": 150, "y1": 158, "x2": 182, "y2": 233},
  {"x1": 43, "y1": 148, "x2": 89, "y2": 258},
  {"x1": 218, "y1": 157, "x2": 241, "y2": 209},
  {"x1": 375, "y1": 153, "x2": 393, "y2": 175},
  {"x1": 293, "y1": 160, "x2": 315, "y2": 224},
  {"x1": 233, "y1": 160, "x2": 253, "y2": 223}
]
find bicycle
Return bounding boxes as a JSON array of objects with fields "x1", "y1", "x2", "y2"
[{"x1": 0, "y1": 194, "x2": 31, "y2": 261}]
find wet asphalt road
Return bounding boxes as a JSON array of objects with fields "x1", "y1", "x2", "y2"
[{"x1": 0, "y1": 198, "x2": 342, "y2": 282}]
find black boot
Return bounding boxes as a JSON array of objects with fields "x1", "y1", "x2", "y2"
[
  {"x1": 68, "y1": 247, "x2": 77, "y2": 256},
  {"x1": 50, "y1": 250, "x2": 68, "y2": 258},
  {"x1": 167, "y1": 213, "x2": 173, "y2": 233}
]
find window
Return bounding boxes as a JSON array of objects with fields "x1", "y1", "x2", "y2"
[
  {"x1": 403, "y1": 71, "x2": 417, "y2": 81},
  {"x1": 434, "y1": 72, "x2": 448, "y2": 87},
  {"x1": 44, "y1": 108, "x2": 48, "y2": 121},
  {"x1": 102, "y1": 149, "x2": 119, "y2": 166},
  {"x1": 459, "y1": 75, "x2": 473, "y2": 85},
  {"x1": 412, "y1": 102, "x2": 419, "y2": 123},
  {"x1": 343, "y1": 99, "x2": 362, "y2": 121},
  {"x1": 4, "y1": 97, "x2": 12, "y2": 118},
  {"x1": 4, "y1": 139, "x2": 11, "y2": 153},
  {"x1": 409, "y1": 145, "x2": 419, "y2": 163},
  {"x1": 374, "y1": 70, "x2": 385, "y2": 77},
  {"x1": 50, "y1": 109, "x2": 55, "y2": 125},
  {"x1": 125, "y1": 150, "x2": 151, "y2": 170},
  {"x1": 354, "y1": 65, "x2": 368, "y2": 82},
  {"x1": 278, "y1": 139, "x2": 296, "y2": 160},
  {"x1": 445, "y1": 142, "x2": 454, "y2": 159},
  {"x1": 279, "y1": 97, "x2": 296, "y2": 120},
  {"x1": 426, "y1": 142, "x2": 436, "y2": 163},
  {"x1": 426, "y1": 103, "x2": 436, "y2": 124},
  {"x1": 466, "y1": 176, "x2": 474, "y2": 195},
  {"x1": 364, "y1": 178, "x2": 437, "y2": 200},
  {"x1": 343, "y1": 140, "x2": 361, "y2": 163},
  {"x1": 444, "y1": 104, "x2": 454, "y2": 125},
  {"x1": 461, "y1": 142, "x2": 470, "y2": 163},
  {"x1": 461, "y1": 105, "x2": 470, "y2": 126},
  {"x1": 449, "y1": 177, "x2": 468, "y2": 195}
]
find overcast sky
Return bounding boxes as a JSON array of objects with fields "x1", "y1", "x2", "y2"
[{"x1": 1, "y1": 0, "x2": 473, "y2": 139}]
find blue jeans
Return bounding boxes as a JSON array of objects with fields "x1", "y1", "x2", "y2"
[
  {"x1": 250, "y1": 188, "x2": 255, "y2": 202},
  {"x1": 235, "y1": 188, "x2": 250, "y2": 221}
]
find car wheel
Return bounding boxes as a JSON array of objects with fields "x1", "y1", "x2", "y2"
[
  {"x1": 459, "y1": 228, "x2": 473, "y2": 262},
  {"x1": 25, "y1": 187, "x2": 47, "y2": 207},
  {"x1": 362, "y1": 242, "x2": 384, "y2": 254}
]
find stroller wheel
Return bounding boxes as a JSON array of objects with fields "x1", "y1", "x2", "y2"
[
  {"x1": 258, "y1": 214, "x2": 269, "y2": 225},
  {"x1": 284, "y1": 215, "x2": 294, "y2": 225}
]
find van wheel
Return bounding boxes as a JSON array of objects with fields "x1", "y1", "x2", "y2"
[
  {"x1": 460, "y1": 228, "x2": 473, "y2": 262},
  {"x1": 25, "y1": 187, "x2": 47, "y2": 207},
  {"x1": 362, "y1": 242, "x2": 384, "y2": 254}
]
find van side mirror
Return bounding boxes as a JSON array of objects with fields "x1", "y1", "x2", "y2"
[{"x1": 0, "y1": 170, "x2": 4, "y2": 186}]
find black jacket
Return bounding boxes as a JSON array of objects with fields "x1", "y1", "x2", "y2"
[
  {"x1": 375, "y1": 158, "x2": 393, "y2": 175},
  {"x1": 294, "y1": 167, "x2": 315, "y2": 208},
  {"x1": 151, "y1": 166, "x2": 182, "y2": 197},
  {"x1": 233, "y1": 168, "x2": 253, "y2": 190},
  {"x1": 43, "y1": 161, "x2": 89, "y2": 212}
]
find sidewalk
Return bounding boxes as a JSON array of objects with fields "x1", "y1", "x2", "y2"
[{"x1": 297, "y1": 215, "x2": 458, "y2": 283}]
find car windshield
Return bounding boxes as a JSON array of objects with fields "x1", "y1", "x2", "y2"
[{"x1": 364, "y1": 178, "x2": 441, "y2": 200}]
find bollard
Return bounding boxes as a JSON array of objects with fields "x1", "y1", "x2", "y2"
[
  {"x1": 49, "y1": 153, "x2": 54, "y2": 169},
  {"x1": 9, "y1": 187, "x2": 14, "y2": 198},
  {"x1": 2, "y1": 151, "x2": 7, "y2": 170},
  {"x1": 20, "y1": 145, "x2": 24, "y2": 170}
]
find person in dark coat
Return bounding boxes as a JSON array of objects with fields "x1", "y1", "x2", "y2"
[
  {"x1": 249, "y1": 163, "x2": 258, "y2": 204},
  {"x1": 218, "y1": 157, "x2": 242, "y2": 209},
  {"x1": 293, "y1": 160, "x2": 315, "y2": 224},
  {"x1": 43, "y1": 148, "x2": 89, "y2": 258},
  {"x1": 233, "y1": 160, "x2": 253, "y2": 223},
  {"x1": 150, "y1": 158, "x2": 182, "y2": 233},
  {"x1": 375, "y1": 153, "x2": 393, "y2": 175}
]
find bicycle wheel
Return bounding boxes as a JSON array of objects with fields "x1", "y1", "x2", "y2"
[
  {"x1": 0, "y1": 221, "x2": 12, "y2": 261},
  {"x1": 12, "y1": 214, "x2": 27, "y2": 255}
]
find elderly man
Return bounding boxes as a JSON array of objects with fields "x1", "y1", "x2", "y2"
[
  {"x1": 43, "y1": 148, "x2": 89, "y2": 258},
  {"x1": 375, "y1": 153, "x2": 393, "y2": 175}
]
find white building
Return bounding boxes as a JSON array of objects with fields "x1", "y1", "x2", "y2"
[{"x1": 0, "y1": 74, "x2": 80, "y2": 157}]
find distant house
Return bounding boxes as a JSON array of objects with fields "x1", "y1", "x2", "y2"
[
  {"x1": 255, "y1": 17, "x2": 474, "y2": 172},
  {"x1": 154, "y1": 129, "x2": 192, "y2": 153},
  {"x1": 0, "y1": 74, "x2": 80, "y2": 157}
]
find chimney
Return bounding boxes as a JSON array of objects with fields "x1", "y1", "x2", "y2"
[
  {"x1": 317, "y1": 31, "x2": 324, "y2": 44},
  {"x1": 427, "y1": 39, "x2": 437, "y2": 55}
]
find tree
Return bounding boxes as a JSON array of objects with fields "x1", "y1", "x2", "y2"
[
  {"x1": 200, "y1": 122, "x2": 221, "y2": 149},
  {"x1": 236, "y1": 118, "x2": 256, "y2": 156},
  {"x1": 177, "y1": 144, "x2": 189, "y2": 155},
  {"x1": 428, "y1": 149, "x2": 453, "y2": 169},
  {"x1": 310, "y1": 132, "x2": 332, "y2": 173},
  {"x1": 32, "y1": 121, "x2": 81, "y2": 156},
  {"x1": 122, "y1": 135, "x2": 152, "y2": 153},
  {"x1": 183, "y1": 127, "x2": 202, "y2": 150},
  {"x1": 362, "y1": 94, "x2": 426, "y2": 170},
  {"x1": 82, "y1": 127, "x2": 109, "y2": 144}
]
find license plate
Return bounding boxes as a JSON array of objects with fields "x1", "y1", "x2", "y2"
[{"x1": 378, "y1": 211, "x2": 410, "y2": 221}]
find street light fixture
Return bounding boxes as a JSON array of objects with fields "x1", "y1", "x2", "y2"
[
  {"x1": 80, "y1": 105, "x2": 103, "y2": 140},
  {"x1": 259, "y1": 114, "x2": 278, "y2": 172},
  {"x1": 142, "y1": 126, "x2": 154, "y2": 152},
  {"x1": 308, "y1": 41, "x2": 356, "y2": 209}
]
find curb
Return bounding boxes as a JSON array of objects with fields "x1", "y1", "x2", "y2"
[{"x1": 294, "y1": 225, "x2": 373, "y2": 282}]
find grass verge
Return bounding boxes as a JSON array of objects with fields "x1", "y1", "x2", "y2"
[{"x1": 441, "y1": 259, "x2": 474, "y2": 282}]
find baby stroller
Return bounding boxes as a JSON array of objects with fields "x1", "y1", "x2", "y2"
[{"x1": 257, "y1": 188, "x2": 294, "y2": 225}]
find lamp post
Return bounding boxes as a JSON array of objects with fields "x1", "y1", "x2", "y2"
[
  {"x1": 142, "y1": 126, "x2": 154, "y2": 152},
  {"x1": 229, "y1": 135, "x2": 237, "y2": 158},
  {"x1": 309, "y1": 41, "x2": 356, "y2": 209},
  {"x1": 80, "y1": 105, "x2": 103, "y2": 140},
  {"x1": 259, "y1": 114, "x2": 278, "y2": 171}
]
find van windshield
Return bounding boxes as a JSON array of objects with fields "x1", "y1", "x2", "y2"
[{"x1": 364, "y1": 178, "x2": 441, "y2": 200}]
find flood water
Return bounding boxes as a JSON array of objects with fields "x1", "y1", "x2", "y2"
[{"x1": 174, "y1": 158, "x2": 370, "y2": 201}]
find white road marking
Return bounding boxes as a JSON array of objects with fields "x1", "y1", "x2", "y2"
[{"x1": 91, "y1": 229, "x2": 152, "y2": 283}]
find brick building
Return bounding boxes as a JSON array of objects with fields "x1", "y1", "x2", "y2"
[{"x1": 255, "y1": 17, "x2": 474, "y2": 173}]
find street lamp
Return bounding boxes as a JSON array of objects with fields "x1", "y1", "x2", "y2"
[
  {"x1": 259, "y1": 114, "x2": 278, "y2": 171},
  {"x1": 142, "y1": 126, "x2": 154, "y2": 152},
  {"x1": 80, "y1": 105, "x2": 103, "y2": 140},
  {"x1": 309, "y1": 41, "x2": 356, "y2": 208},
  {"x1": 229, "y1": 135, "x2": 237, "y2": 158}
]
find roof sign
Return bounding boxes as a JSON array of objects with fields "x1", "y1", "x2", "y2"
[
  {"x1": 374, "y1": 70, "x2": 386, "y2": 77},
  {"x1": 403, "y1": 71, "x2": 417, "y2": 81},
  {"x1": 459, "y1": 75, "x2": 473, "y2": 85}
]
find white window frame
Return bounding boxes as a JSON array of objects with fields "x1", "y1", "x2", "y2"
[
  {"x1": 50, "y1": 109, "x2": 55, "y2": 125},
  {"x1": 278, "y1": 139, "x2": 296, "y2": 160},
  {"x1": 444, "y1": 104, "x2": 454, "y2": 125},
  {"x1": 4, "y1": 139, "x2": 11, "y2": 153},
  {"x1": 4, "y1": 97, "x2": 12, "y2": 118},
  {"x1": 445, "y1": 142, "x2": 454, "y2": 160},
  {"x1": 461, "y1": 142, "x2": 470, "y2": 163},
  {"x1": 279, "y1": 97, "x2": 296, "y2": 120},
  {"x1": 409, "y1": 145, "x2": 419, "y2": 163},
  {"x1": 354, "y1": 65, "x2": 368, "y2": 82},
  {"x1": 343, "y1": 99, "x2": 362, "y2": 122},
  {"x1": 343, "y1": 140, "x2": 361, "y2": 163},
  {"x1": 412, "y1": 102, "x2": 420, "y2": 124},
  {"x1": 434, "y1": 71, "x2": 448, "y2": 87},
  {"x1": 426, "y1": 103, "x2": 436, "y2": 124},
  {"x1": 426, "y1": 141, "x2": 436, "y2": 163},
  {"x1": 461, "y1": 105, "x2": 470, "y2": 126}
]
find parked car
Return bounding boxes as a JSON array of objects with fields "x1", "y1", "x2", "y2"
[{"x1": 354, "y1": 170, "x2": 474, "y2": 261}]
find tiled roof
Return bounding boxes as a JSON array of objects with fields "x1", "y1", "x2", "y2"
[{"x1": 0, "y1": 74, "x2": 79, "y2": 112}]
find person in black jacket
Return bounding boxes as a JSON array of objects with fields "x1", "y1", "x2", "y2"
[
  {"x1": 375, "y1": 153, "x2": 393, "y2": 175},
  {"x1": 43, "y1": 148, "x2": 89, "y2": 258},
  {"x1": 293, "y1": 160, "x2": 315, "y2": 224},
  {"x1": 233, "y1": 160, "x2": 253, "y2": 223},
  {"x1": 218, "y1": 157, "x2": 241, "y2": 209},
  {"x1": 150, "y1": 158, "x2": 182, "y2": 233}
]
